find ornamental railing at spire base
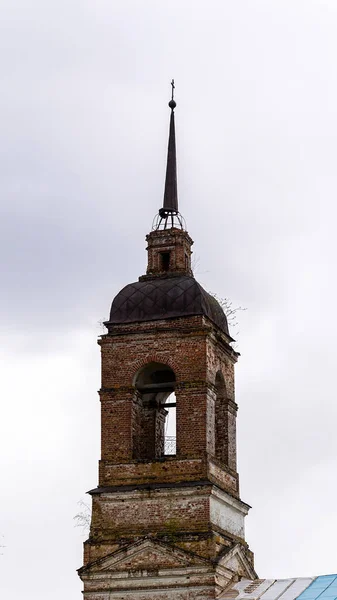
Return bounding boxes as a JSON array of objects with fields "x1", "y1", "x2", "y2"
[
  {"x1": 164, "y1": 436, "x2": 176, "y2": 455},
  {"x1": 152, "y1": 210, "x2": 186, "y2": 231}
]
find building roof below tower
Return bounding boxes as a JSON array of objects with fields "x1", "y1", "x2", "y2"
[{"x1": 219, "y1": 575, "x2": 337, "y2": 600}]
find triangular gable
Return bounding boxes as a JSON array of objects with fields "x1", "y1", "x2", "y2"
[
  {"x1": 81, "y1": 537, "x2": 210, "y2": 574},
  {"x1": 218, "y1": 544, "x2": 257, "y2": 581}
]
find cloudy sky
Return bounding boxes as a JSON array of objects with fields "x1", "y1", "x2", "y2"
[{"x1": 1, "y1": 1, "x2": 337, "y2": 597}]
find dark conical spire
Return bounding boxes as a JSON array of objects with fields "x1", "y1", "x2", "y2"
[
  {"x1": 162, "y1": 80, "x2": 178, "y2": 213},
  {"x1": 154, "y1": 81, "x2": 185, "y2": 230}
]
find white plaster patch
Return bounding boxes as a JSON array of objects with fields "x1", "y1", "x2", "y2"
[{"x1": 210, "y1": 487, "x2": 249, "y2": 539}]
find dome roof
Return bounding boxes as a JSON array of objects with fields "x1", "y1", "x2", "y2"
[{"x1": 106, "y1": 275, "x2": 229, "y2": 335}]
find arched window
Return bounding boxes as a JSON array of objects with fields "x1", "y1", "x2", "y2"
[{"x1": 133, "y1": 362, "x2": 176, "y2": 459}]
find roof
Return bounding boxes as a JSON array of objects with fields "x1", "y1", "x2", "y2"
[
  {"x1": 106, "y1": 275, "x2": 230, "y2": 335},
  {"x1": 219, "y1": 575, "x2": 337, "y2": 600}
]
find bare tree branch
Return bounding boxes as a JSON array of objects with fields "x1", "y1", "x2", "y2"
[
  {"x1": 73, "y1": 500, "x2": 91, "y2": 534},
  {"x1": 210, "y1": 293, "x2": 247, "y2": 343}
]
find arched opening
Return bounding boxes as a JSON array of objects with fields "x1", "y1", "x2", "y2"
[
  {"x1": 163, "y1": 392, "x2": 176, "y2": 455},
  {"x1": 133, "y1": 362, "x2": 176, "y2": 459}
]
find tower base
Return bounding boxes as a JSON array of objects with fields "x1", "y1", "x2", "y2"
[{"x1": 79, "y1": 482, "x2": 256, "y2": 599}]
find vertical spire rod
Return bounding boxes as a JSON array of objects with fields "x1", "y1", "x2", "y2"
[{"x1": 162, "y1": 80, "x2": 178, "y2": 213}]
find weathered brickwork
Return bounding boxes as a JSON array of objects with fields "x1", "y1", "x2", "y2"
[
  {"x1": 97, "y1": 317, "x2": 240, "y2": 493},
  {"x1": 78, "y1": 225, "x2": 256, "y2": 598},
  {"x1": 142, "y1": 228, "x2": 193, "y2": 279}
]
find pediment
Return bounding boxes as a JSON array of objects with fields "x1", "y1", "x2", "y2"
[
  {"x1": 84, "y1": 538, "x2": 210, "y2": 574},
  {"x1": 217, "y1": 544, "x2": 257, "y2": 581}
]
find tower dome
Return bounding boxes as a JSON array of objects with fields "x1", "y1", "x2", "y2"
[{"x1": 106, "y1": 275, "x2": 230, "y2": 335}]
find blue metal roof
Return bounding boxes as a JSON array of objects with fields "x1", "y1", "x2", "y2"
[
  {"x1": 219, "y1": 575, "x2": 337, "y2": 600},
  {"x1": 298, "y1": 576, "x2": 337, "y2": 600}
]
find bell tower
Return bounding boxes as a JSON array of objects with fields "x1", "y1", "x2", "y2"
[{"x1": 78, "y1": 82, "x2": 256, "y2": 599}]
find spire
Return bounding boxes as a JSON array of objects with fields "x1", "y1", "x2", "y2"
[
  {"x1": 162, "y1": 80, "x2": 178, "y2": 214},
  {"x1": 154, "y1": 81, "x2": 185, "y2": 230}
]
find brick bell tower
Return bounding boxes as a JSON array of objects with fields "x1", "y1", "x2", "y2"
[{"x1": 78, "y1": 82, "x2": 257, "y2": 598}]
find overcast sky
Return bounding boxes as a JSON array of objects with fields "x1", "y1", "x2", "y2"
[{"x1": 1, "y1": 1, "x2": 337, "y2": 597}]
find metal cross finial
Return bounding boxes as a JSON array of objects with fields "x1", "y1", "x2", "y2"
[
  {"x1": 171, "y1": 79, "x2": 175, "y2": 101},
  {"x1": 168, "y1": 79, "x2": 176, "y2": 110}
]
